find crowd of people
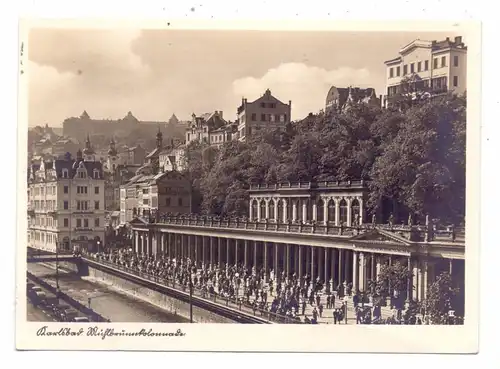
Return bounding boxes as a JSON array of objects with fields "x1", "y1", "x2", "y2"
[{"x1": 83, "y1": 248, "x2": 433, "y2": 325}]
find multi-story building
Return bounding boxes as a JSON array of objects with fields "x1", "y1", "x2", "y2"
[
  {"x1": 237, "y1": 89, "x2": 292, "y2": 142},
  {"x1": 384, "y1": 36, "x2": 467, "y2": 105},
  {"x1": 119, "y1": 171, "x2": 192, "y2": 224},
  {"x1": 325, "y1": 86, "x2": 380, "y2": 114},
  {"x1": 185, "y1": 111, "x2": 231, "y2": 147},
  {"x1": 27, "y1": 136, "x2": 106, "y2": 253},
  {"x1": 159, "y1": 139, "x2": 187, "y2": 172}
]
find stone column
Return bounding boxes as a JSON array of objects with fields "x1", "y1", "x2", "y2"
[
  {"x1": 292, "y1": 200, "x2": 297, "y2": 222},
  {"x1": 253, "y1": 241, "x2": 258, "y2": 269},
  {"x1": 310, "y1": 246, "x2": 315, "y2": 284},
  {"x1": 359, "y1": 252, "x2": 366, "y2": 292},
  {"x1": 244, "y1": 239, "x2": 249, "y2": 268},
  {"x1": 338, "y1": 249, "x2": 343, "y2": 284},
  {"x1": 370, "y1": 253, "x2": 375, "y2": 281},
  {"x1": 265, "y1": 199, "x2": 270, "y2": 220},
  {"x1": 352, "y1": 251, "x2": 359, "y2": 292},
  {"x1": 330, "y1": 249, "x2": 337, "y2": 286},
  {"x1": 134, "y1": 231, "x2": 139, "y2": 254},
  {"x1": 359, "y1": 197, "x2": 364, "y2": 224},
  {"x1": 347, "y1": 198, "x2": 352, "y2": 227},
  {"x1": 318, "y1": 247, "x2": 324, "y2": 283},
  {"x1": 420, "y1": 258, "x2": 429, "y2": 301},
  {"x1": 335, "y1": 199, "x2": 340, "y2": 226},
  {"x1": 274, "y1": 200, "x2": 279, "y2": 222},
  {"x1": 202, "y1": 236, "x2": 207, "y2": 265},
  {"x1": 145, "y1": 233, "x2": 150, "y2": 256},
  {"x1": 273, "y1": 243, "x2": 279, "y2": 276},
  {"x1": 263, "y1": 242, "x2": 269, "y2": 281},
  {"x1": 218, "y1": 238, "x2": 222, "y2": 266},
  {"x1": 249, "y1": 200, "x2": 253, "y2": 220},
  {"x1": 210, "y1": 237, "x2": 215, "y2": 265},
  {"x1": 302, "y1": 201, "x2": 307, "y2": 222},
  {"x1": 297, "y1": 245, "x2": 303, "y2": 280},
  {"x1": 376, "y1": 255, "x2": 382, "y2": 280},
  {"x1": 235, "y1": 239, "x2": 239, "y2": 267},
  {"x1": 407, "y1": 256, "x2": 412, "y2": 302},
  {"x1": 312, "y1": 200, "x2": 317, "y2": 222},
  {"x1": 282, "y1": 199, "x2": 288, "y2": 223},
  {"x1": 305, "y1": 245, "x2": 311, "y2": 275},
  {"x1": 323, "y1": 248, "x2": 329, "y2": 285},
  {"x1": 195, "y1": 235, "x2": 199, "y2": 266},
  {"x1": 285, "y1": 244, "x2": 291, "y2": 276},
  {"x1": 323, "y1": 198, "x2": 328, "y2": 225}
]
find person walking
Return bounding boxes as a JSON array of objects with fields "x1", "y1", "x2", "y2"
[
  {"x1": 318, "y1": 303, "x2": 324, "y2": 318},
  {"x1": 326, "y1": 295, "x2": 331, "y2": 309}
]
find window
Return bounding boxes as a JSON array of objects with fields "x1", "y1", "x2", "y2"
[
  {"x1": 260, "y1": 102, "x2": 265, "y2": 108},
  {"x1": 441, "y1": 56, "x2": 446, "y2": 67},
  {"x1": 396, "y1": 66, "x2": 401, "y2": 76},
  {"x1": 64, "y1": 218, "x2": 69, "y2": 227},
  {"x1": 187, "y1": 133, "x2": 190, "y2": 141},
  {"x1": 93, "y1": 169, "x2": 100, "y2": 179},
  {"x1": 83, "y1": 219, "x2": 89, "y2": 228},
  {"x1": 261, "y1": 114, "x2": 266, "y2": 121},
  {"x1": 95, "y1": 218, "x2": 100, "y2": 227},
  {"x1": 389, "y1": 67, "x2": 394, "y2": 78},
  {"x1": 78, "y1": 171, "x2": 86, "y2": 179},
  {"x1": 166, "y1": 198, "x2": 171, "y2": 206},
  {"x1": 417, "y1": 61, "x2": 421, "y2": 72},
  {"x1": 178, "y1": 198, "x2": 183, "y2": 206},
  {"x1": 94, "y1": 201, "x2": 100, "y2": 210},
  {"x1": 251, "y1": 113, "x2": 256, "y2": 121},
  {"x1": 143, "y1": 199, "x2": 149, "y2": 205},
  {"x1": 453, "y1": 76, "x2": 458, "y2": 87},
  {"x1": 41, "y1": 188, "x2": 44, "y2": 195},
  {"x1": 64, "y1": 185, "x2": 68, "y2": 194},
  {"x1": 76, "y1": 219, "x2": 82, "y2": 228},
  {"x1": 433, "y1": 58, "x2": 438, "y2": 69},
  {"x1": 410, "y1": 63, "x2": 414, "y2": 73},
  {"x1": 95, "y1": 186, "x2": 99, "y2": 194},
  {"x1": 63, "y1": 201, "x2": 68, "y2": 210},
  {"x1": 142, "y1": 189, "x2": 149, "y2": 194},
  {"x1": 425, "y1": 60, "x2": 429, "y2": 71},
  {"x1": 403, "y1": 64, "x2": 408, "y2": 75},
  {"x1": 454, "y1": 55, "x2": 459, "y2": 67}
]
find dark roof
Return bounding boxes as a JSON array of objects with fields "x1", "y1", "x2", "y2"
[{"x1": 53, "y1": 159, "x2": 104, "y2": 179}]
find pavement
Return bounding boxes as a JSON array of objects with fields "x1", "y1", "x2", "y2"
[{"x1": 26, "y1": 301, "x2": 55, "y2": 322}]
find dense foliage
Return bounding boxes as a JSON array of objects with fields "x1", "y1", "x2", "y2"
[{"x1": 182, "y1": 92, "x2": 466, "y2": 224}]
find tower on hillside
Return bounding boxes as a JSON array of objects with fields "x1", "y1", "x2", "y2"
[{"x1": 82, "y1": 134, "x2": 96, "y2": 162}]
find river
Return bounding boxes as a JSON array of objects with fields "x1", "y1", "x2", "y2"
[{"x1": 27, "y1": 262, "x2": 189, "y2": 323}]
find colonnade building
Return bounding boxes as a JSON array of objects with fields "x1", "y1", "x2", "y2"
[
  {"x1": 248, "y1": 180, "x2": 367, "y2": 226},
  {"x1": 128, "y1": 180, "x2": 465, "y2": 314}
]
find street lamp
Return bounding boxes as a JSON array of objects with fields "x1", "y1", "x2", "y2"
[
  {"x1": 55, "y1": 237, "x2": 60, "y2": 297},
  {"x1": 97, "y1": 240, "x2": 101, "y2": 254},
  {"x1": 189, "y1": 276, "x2": 194, "y2": 323}
]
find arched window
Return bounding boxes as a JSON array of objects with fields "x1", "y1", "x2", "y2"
[
  {"x1": 268, "y1": 199, "x2": 275, "y2": 220},
  {"x1": 260, "y1": 200, "x2": 267, "y2": 220},
  {"x1": 277, "y1": 200, "x2": 284, "y2": 223},
  {"x1": 251, "y1": 200, "x2": 258, "y2": 220},
  {"x1": 351, "y1": 198, "x2": 360, "y2": 225},
  {"x1": 306, "y1": 199, "x2": 313, "y2": 222},
  {"x1": 62, "y1": 169, "x2": 69, "y2": 178},
  {"x1": 339, "y1": 199, "x2": 348, "y2": 225},
  {"x1": 317, "y1": 199, "x2": 325, "y2": 222},
  {"x1": 328, "y1": 199, "x2": 336, "y2": 223}
]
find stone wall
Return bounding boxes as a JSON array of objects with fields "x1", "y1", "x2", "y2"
[{"x1": 86, "y1": 265, "x2": 236, "y2": 324}]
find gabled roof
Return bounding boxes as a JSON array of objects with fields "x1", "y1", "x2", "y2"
[{"x1": 349, "y1": 228, "x2": 413, "y2": 246}]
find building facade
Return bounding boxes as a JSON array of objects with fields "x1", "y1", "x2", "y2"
[
  {"x1": 384, "y1": 36, "x2": 467, "y2": 104},
  {"x1": 185, "y1": 111, "x2": 232, "y2": 147},
  {"x1": 27, "y1": 139, "x2": 106, "y2": 253},
  {"x1": 248, "y1": 181, "x2": 368, "y2": 226},
  {"x1": 325, "y1": 86, "x2": 380, "y2": 114},
  {"x1": 119, "y1": 170, "x2": 192, "y2": 224},
  {"x1": 237, "y1": 89, "x2": 292, "y2": 142}
]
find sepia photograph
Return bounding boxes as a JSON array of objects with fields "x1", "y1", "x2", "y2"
[{"x1": 16, "y1": 19, "x2": 481, "y2": 353}]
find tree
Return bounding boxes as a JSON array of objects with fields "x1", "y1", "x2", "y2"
[
  {"x1": 420, "y1": 271, "x2": 460, "y2": 324},
  {"x1": 372, "y1": 260, "x2": 413, "y2": 308}
]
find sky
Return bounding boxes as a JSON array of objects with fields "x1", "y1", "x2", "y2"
[{"x1": 27, "y1": 29, "x2": 459, "y2": 127}]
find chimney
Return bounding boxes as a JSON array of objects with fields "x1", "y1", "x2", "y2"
[{"x1": 455, "y1": 36, "x2": 462, "y2": 44}]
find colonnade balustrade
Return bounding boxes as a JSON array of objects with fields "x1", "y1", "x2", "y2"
[
  {"x1": 249, "y1": 195, "x2": 364, "y2": 227},
  {"x1": 131, "y1": 229, "x2": 462, "y2": 304}
]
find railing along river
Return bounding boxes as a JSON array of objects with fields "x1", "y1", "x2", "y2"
[{"x1": 88, "y1": 257, "x2": 303, "y2": 324}]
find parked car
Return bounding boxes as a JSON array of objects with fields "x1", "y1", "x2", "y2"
[
  {"x1": 60, "y1": 308, "x2": 78, "y2": 322},
  {"x1": 72, "y1": 316, "x2": 90, "y2": 323},
  {"x1": 29, "y1": 291, "x2": 47, "y2": 306},
  {"x1": 26, "y1": 283, "x2": 35, "y2": 291}
]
